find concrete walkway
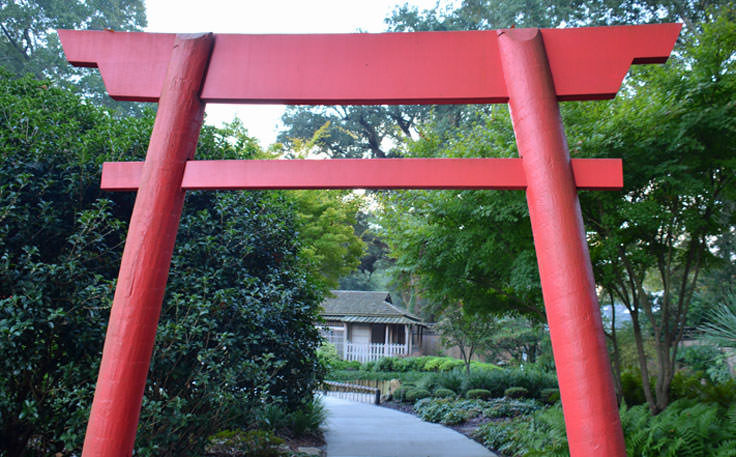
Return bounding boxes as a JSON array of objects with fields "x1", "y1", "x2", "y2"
[{"x1": 323, "y1": 396, "x2": 496, "y2": 457}]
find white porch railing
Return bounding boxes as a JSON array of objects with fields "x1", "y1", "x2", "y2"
[{"x1": 344, "y1": 343, "x2": 408, "y2": 362}]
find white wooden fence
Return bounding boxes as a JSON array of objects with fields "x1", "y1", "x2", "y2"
[{"x1": 344, "y1": 343, "x2": 408, "y2": 362}]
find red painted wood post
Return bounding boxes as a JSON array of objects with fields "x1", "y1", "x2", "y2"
[
  {"x1": 81, "y1": 33, "x2": 213, "y2": 457},
  {"x1": 497, "y1": 29, "x2": 627, "y2": 457}
]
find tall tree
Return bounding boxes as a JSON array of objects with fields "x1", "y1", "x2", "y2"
[
  {"x1": 278, "y1": 0, "x2": 730, "y2": 159},
  {"x1": 380, "y1": 111, "x2": 544, "y2": 321},
  {"x1": 573, "y1": 7, "x2": 736, "y2": 412},
  {"x1": 0, "y1": 0, "x2": 147, "y2": 113},
  {"x1": 381, "y1": 3, "x2": 735, "y2": 414}
]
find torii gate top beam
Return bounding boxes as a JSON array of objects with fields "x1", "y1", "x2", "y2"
[{"x1": 58, "y1": 24, "x2": 680, "y2": 105}]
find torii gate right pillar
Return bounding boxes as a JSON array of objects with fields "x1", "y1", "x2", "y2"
[{"x1": 498, "y1": 29, "x2": 626, "y2": 456}]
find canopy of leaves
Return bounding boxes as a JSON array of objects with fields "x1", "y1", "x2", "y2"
[
  {"x1": 0, "y1": 0, "x2": 147, "y2": 114},
  {"x1": 0, "y1": 73, "x2": 330, "y2": 457},
  {"x1": 380, "y1": 110, "x2": 543, "y2": 320}
]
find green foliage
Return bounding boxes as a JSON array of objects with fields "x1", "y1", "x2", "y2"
[
  {"x1": 416, "y1": 397, "x2": 541, "y2": 426},
  {"x1": 207, "y1": 429, "x2": 285, "y2": 457},
  {"x1": 0, "y1": 72, "x2": 145, "y2": 456},
  {"x1": 415, "y1": 398, "x2": 476, "y2": 425},
  {"x1": 434, "y1": 307, "x2": 499, "y2": 374},
  {"x1": 538, "y1": 388, "x2": 561, "y2": 405},
  {"x1": 417, "y1": 371, "x2": 464, "y2": 394},
  {"x1": 466, "y1": 389, "x2": 492, "y2": 400},
  {"x1": 391, "y1": 386, "x2": 409, "y2": 402},
  {"x1": 405, "y1": 388, "x2": 432, "y2": 403},
  {"x1": 290, "y1": 189, "x2": 364, "y2": 291},
  {"x1": 700, "y1": 291, "x2": 736, "y2": 352},
  {"x1": 504, "y1": 387, "x2": 529, "y2": 399},
  {"x1": 316, "y1": 342, "x2": 340, "y2": 372},
  {"x1": 476, "y1": 398, "x2": 736, "y2": 456},
  {"x1": 622, "y1": 400, "x2": 736, "y2": 457},
  {"x1": 432, "y1": 388, "x2": 457, "y2": 399},
  {"x1": 0, "y1": 75, "x2": 331, "y2": 457},
  {"x1": 462, "y1": 367, "x2": 558, "y2": 400},
  {"x1": 136, "y1": 187, "x2": 325, "y2": 456},
  {"x1": 576, "y1": 8, "x2": 736, "y2": 412},
  {"x1": 481, "y1": 398, "x2": 542, "y2": 419},
  {"x1": 327, "y1": 369, "x2": 425, "y2": 384},
  {"x1": 0, "y1": 0, "x2": 148, "y2": 114},
  {"x1": 338, "y1": 355, "x2": 499, "y2": 374}
]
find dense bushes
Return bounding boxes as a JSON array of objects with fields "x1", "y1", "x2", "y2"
[
  {"x1": 330, "y1": 355, "x2": 500, "y2": 373},
  {"x1": 0, "y1": 75, "x2": 326, "y2": 457},
  {"x1": 415, "y1": 398, "x2": 542, "y2": 426},
  {"x1": 475, "y1": 400, "x2": 736, "y2": 457}
]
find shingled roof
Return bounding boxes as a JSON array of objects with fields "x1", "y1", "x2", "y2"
[{"x1": 321, "y1": 290, "x2": 425, "y2": 326}]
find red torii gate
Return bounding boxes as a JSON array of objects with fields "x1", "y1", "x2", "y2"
[{"x1": 58, "y1": 24, "x2": 680, "y2": 457}]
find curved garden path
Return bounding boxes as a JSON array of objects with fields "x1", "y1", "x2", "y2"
[{"x1": 323, "y1": 396, "x2": 496, "y2": 457}]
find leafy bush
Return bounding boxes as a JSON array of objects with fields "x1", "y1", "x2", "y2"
[
  {"x1": 405, "y1": 388, "x2": 432, "y2": 403},
  {"x1": 476, "y1": 399, "x2": 736, "y2": 457},
  {"x1": 414, "y1": 398, "x2": 471, "y2": 425},
  {"x1": 417, "y1": 371, "x2": 464, "y2": 394},
  {"x1": 438, "y1": 358, "x2": 465, "y2": 371},
  {"x1": 469, "y1": 361, "x2": 502, "y2": 371},
  {"x1": 433, "y1": 388, "x2": 457, "y2": 398},
  {"x1": 504, "y1": 387, "x2": 529, "y2": 399},
  {"x1": 620, "y1": 370, "x2": 647, "y2": 405},
  {"x1": 327, "y1": 369, "x2": 425, "y2": 384},
  {"x1": 462, "y1": 367, "x2": 557, "y2": 399},
  {"x1": 287, "y1": 398, "x2": 327, "y2": 437},
  {"x1": 0, "y1": 75, "x2": 328, "y2": 457},
  {"x1": 416, "y1": 398, "x2": 540, "y2": 426},
  {"x1": 474, "y1": 407, "x2": 569, "y2": 456},
  {"x1": 539, "y1": 388, "x2": 561, "y2": 404},
  {"x1": 481, "y1": 398, "x2": 541, "y2": 418},
  {"x1": 207, "y1": 429, "x2": 285, "y2": 457},
  {"x1": 375, "y1": 357, "x2": 395, "y2": 372},
  {"x1": 392, "y1": 386, "x2": 410, "y2": 402},
  {"x1": 466, "y1": 389, "x2": 492, "y2": 400},
  {"x1": 423, "y1": 357, "x2": 447, "y2": 372},
  {"x1": 622, "y1": 400, "x2": 736, "y2": 457}
]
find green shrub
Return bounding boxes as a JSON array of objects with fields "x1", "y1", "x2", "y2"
[
  {"x1": 375, "y1": 357, "x2": 395, "y2": 372},
  {"x1": 469, "y1": 361, "x2": 502, "y2": 371},
  {"x1": 207, "y1": 430, "x2": 284, "y2": 457},
  {"x1": 539, "y1": 388, "x2": 561, "y2": 404},
  {"x1": 417, "y1": 371, "x2": 464, "y2": 394},
  {"x1": 327, "y1": 369, "x2": 425, "y2": 383},
  {"x1": 620, "y1": 370, "x2": 646, "y2": 406},
  {"x1": 414, "y1": 398, "x2": 469, "y2": 425},
  {"x1": 482, "y1": 398, "x2": 541, "y2": 418},
  {"x1": 361, "y1": 360, "x2": 377, "y2": 372},
  {"x1": 438, "y1": 358, "x2": 465, "y2": 371},
  {"x1": 462, "y1": 367, "x2": 557, "y2": 399},
  {"x1": 391, "y1": 357, "x2": 411, "y2": 372},
  {"x1": 406, "y1": 388, "x2": 432, "y2": 403},
  {"x1": 423, "y1": 357, "x2": 446, "y2": 371},
  {"x1": 392, "y1": 386, "x2": 409, "y2": 402},
  {"x1": 504, "y1": 386, "x2": 529, "y2": 399},
  {"x1": 288, "y1": 398, "x2": 327, "y2": 437},
  {"x1": 466, "y1": 389, "x2": 492, "y2": 400},
  {"x1": 433, "y1": 388, "x2": 457, "y2": 398}
]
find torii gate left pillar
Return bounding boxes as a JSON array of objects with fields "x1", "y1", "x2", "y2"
[{"x1": 58, "y1": 24, "x2": 680, "y2": 457}]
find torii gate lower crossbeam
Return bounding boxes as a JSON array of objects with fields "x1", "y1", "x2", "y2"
[{"x1": 57, "y1": 24, "x2": 681, "y2": 457}]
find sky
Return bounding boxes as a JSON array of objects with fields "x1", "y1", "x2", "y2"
[{"x1": 144, "y1": 0, "x2": 459, "y2": 148}]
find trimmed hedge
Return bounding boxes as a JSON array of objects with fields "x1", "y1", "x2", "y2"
[
  {"x1": 466, "y1": 389, "x2": 492, "y2": 400},
  {"x1": 504, "y1": 387, "x2": 529, "y2": 399},
  {"x1": 433, "y1": 388, "x2": 457, "y2": 398},
  {"x1": 405, "y1": 388, "x2": 432, "y2": 403}
]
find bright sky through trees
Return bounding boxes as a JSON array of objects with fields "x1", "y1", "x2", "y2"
[{"x1": 145, "y1": 0, "x2": 459, "y2": 147}]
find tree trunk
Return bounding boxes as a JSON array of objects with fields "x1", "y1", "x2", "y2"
[{"x1": 630, "y1": 311, "x2": 660, "y2": 413}]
